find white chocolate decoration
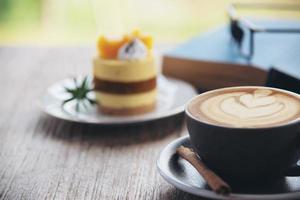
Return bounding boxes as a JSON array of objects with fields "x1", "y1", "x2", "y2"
[{"x1": 118, "y1": 38, "x2": 147, "y2": 60}]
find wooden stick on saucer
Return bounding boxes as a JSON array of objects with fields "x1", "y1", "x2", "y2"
[{"x1": 176, "y1": 146, "x2": 231, "y2": 196}]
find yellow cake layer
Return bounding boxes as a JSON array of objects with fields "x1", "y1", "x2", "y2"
[
  {"x1": 95, "y1": 89, "x2": 157, "y2": 108},
  {"x1": 93, "y1": 57, "x2": 157, "y2": 82}
]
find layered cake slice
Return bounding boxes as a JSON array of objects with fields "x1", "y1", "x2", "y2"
[{"x1": 93, "y1": 30, "x2": 157, "y2": 115}]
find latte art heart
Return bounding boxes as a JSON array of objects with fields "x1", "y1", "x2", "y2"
[
  {"x1": 188, "y1": 88, "x2": 300, "y2": 128},
  {"x1": 220, "y1": 96, "x2": 284, "y2": 119}
]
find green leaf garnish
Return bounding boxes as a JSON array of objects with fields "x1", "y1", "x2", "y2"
[{"x1": 62, "y1": 76, "x2": 97, "y2": 112}]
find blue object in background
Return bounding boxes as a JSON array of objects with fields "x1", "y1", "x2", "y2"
[{"x1": 166, "y1": 20, "x2": 300, "y2": 80}]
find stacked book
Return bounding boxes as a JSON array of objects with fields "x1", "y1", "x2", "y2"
[{"x1": 162, "y1": 20, "x2": 300, "y2": 94}]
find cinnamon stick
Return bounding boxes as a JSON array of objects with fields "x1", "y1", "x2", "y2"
[{"x1": 176, "y1": 146, "x2": 231, "y2": 195}]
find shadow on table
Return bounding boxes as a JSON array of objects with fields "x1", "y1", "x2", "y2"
[
  {"x1": 36, "y1": 113, "x2": 185, "y2": 147},
  {"x1": 160, "y1": 188, "x2": 209, "y2": 200}
]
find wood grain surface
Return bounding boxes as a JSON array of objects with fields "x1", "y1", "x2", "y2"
[{"x1": 0, "y1": 47, "x2": 207, "y2": 200}]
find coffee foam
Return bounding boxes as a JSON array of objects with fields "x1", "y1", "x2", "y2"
[{"x1": 188, "y1": 87, "x2": 300, "y2": 128}]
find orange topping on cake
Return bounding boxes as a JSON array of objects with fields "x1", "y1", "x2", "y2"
[
  {"x1": 97, "y1": 36, "x2": 128, "y2": 59},
  {"x1": 126, "y1": 30, "x2": 153, "y2": 50},
  {"x1": 97, "y1": 30, "x2": 153, "y2": 59}
]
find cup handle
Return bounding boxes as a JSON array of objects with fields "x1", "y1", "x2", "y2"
[
  {"x1": 285, "y1": 152, "x2": 300, "y2": 176},
  {"x1": 285, "y1": 136, "x2": 300, "y2": 176}
]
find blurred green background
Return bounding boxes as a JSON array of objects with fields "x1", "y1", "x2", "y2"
[{"x1": 0, "y1": 0, "x2": 299, "y2": 45}]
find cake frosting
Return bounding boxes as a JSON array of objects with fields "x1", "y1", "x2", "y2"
[{"x1": 117, "y1": 38, "x2": 148, "y2": 60}]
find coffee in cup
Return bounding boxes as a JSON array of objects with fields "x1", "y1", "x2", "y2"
[
  {"x1": 185, "y1": 86, "x2": 300, "y2": 182},
  {"x1": 188, "y1": 87, "x2": 300, "y2": 128}
]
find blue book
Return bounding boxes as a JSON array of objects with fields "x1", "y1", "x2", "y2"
[{"x1": 162, "y1": 20, "x2": 300, "y2": 91}]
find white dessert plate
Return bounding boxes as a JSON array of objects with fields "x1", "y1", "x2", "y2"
[
  {"x1": 39, "y1": 76, "x2": 197, "y2": 125},
  {"x1": 157, "y1": 136, "x2": 300, "y2": 200}
]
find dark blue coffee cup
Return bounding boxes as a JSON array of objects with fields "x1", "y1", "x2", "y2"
[{"x1": 185, "y1": 87, "x2": 300, "y2": 182}]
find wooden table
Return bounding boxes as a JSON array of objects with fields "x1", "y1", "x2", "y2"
[{"x1": 0, "y1": 47, "x2": 205, "y2": 200}]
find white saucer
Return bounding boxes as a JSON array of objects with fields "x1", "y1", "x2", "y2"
[
  {"x1": 157, "y1": 136, "x2": 300, "y2": 200},
  {"x1": 39, "y1": 76, "x2": 197, "y2": 125}
]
